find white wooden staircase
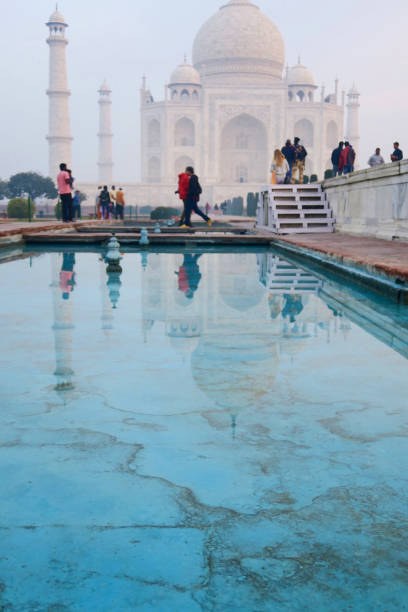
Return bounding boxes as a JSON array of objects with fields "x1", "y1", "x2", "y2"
[{"x1": 256, "y1": 184, "x2": 335, "y2": 234}]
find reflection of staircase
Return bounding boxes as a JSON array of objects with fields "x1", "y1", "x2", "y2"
[
  {"x1": 258, "y1": 254, "x2": 323, "y2": 293},
  {"x1": 257, "y1": 184, "x2": 335, "y2": 234}
]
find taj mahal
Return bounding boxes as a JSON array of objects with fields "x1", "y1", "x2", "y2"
[{"x1": 46, "y1": 0, "x2": 360, "y2": 207}]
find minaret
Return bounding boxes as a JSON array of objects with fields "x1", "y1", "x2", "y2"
[
  {"x1": 98, "y1": 81, "x2": 113, "y2": 184},
  {"x1": 46, "y1": 6, "x2": 73, "y2": 181},
  {"x1": 346, "y1": 85, "x2": 360, "y2": 164}
]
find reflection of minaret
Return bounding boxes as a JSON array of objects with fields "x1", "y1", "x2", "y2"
[
  {"x1": 100, "y1": 258, "x2": 113, "y2": 334},
  {"x1": 98, "y1": 81, "x2": 113, "y2": 184},
  {"x1": 51, "y1": 254, "x2": 74, "y2": 391}
]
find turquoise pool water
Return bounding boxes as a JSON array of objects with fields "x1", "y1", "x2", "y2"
[{"x1": 0, "y1": 248, "x2": 408, "y2": 611}]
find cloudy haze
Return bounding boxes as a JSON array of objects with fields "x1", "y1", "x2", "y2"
[{"x1": 1, "y1": 0, "x2": 407, "y2": 182}]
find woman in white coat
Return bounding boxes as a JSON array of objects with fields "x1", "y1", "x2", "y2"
[{"x1": 270, "y1": 149, "x2": 289, "y2": 184}]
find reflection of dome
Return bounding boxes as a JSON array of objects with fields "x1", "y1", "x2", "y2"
[
  {"x1": 219, "y1": 253, "x2": 265, "y2": 312},
  {"x1": 47, "y1": 10, "x2": 67, "y2": 25},
  {"x1": 192, "y1": 332, "x2": 278, "y2": 410},
  {"x1": 170, "y1": 60, "x2": 201, "y2": 86},
  {"x1": 287, "y1": 61, "x2": 316, "y2": 87},
  {"x1": 192, "y1": 0, "x2": 285, "y2": 82}
]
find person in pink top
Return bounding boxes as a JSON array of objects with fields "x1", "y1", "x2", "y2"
[{"x1": 57, "y1": 163, "x2": 73, "y2": 222}]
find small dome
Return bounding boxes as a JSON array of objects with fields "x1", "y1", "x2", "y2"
[
  {"x1": 47, "y1": 9, "x2": 67, "y2": 25},
  {"x1": 170, "y1": 60, "x2": 201, "y2": 86},
  {"x1": 287, "y1": 61, "x2": 316, "y2": 87}
]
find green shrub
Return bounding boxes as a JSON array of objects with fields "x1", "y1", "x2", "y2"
[
  {"x1": 55, "y1": 200, "x2": 62, "y2": 220},
  {"x1": 150, "y1": 206, "x2": 180, "y2": 220},
  {"x1": 310, "y1": 174, "x2": 318, "y2": 183},
  {"x1": 324, "y1": 169, "x2": 334, "y2": 180},
  {"x1": 139, "y1": 205, "x2": 153, "y2": 215},
  {"x1": 303, "y1": 175, "x2": 309, "y2": 184},
  {"x1": 7, "y1": 197, "x2": 36, "y2": 219}
]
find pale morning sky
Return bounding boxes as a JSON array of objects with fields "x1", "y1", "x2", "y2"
[{"x1": 1, "y1": 0, "x2": 407, "y2": 183}]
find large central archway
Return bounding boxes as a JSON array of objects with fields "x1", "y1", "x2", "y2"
[{"x1": 220, "y1": 114, "x2": 268, "y2": 183}]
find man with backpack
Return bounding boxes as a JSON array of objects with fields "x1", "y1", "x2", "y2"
[
  {"x1": 331, "y1": 142, "x2": 344, "y2": 176},
  {"x1": 180, "y1": 167, "x2": 212, "y2": 229},
  {"x1": 292, "y1": 137, "x2": 308, "y2": 184},
  {"x1": 99, "y1": 186, "x2": 111, "y2": 220}
]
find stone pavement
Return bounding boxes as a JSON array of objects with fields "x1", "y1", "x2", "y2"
[{"x1": 271, "y1": 233, "x2": 408, "y2": 282}]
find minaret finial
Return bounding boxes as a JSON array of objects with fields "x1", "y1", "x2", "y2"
[{"x1": 184, "y1": 53, "x2": 187, "y2": 64}]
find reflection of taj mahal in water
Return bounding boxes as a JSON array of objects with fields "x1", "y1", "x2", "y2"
[
  {"x1": 51, "y1": 251, "x2": 349, "y2": 429},
  {"x1": 46, "y1": 0, "x2": 360, "y2": 207}
]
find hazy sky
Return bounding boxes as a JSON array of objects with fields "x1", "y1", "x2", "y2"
[{"x1": 1, "y1": 0, "x2": 407, "y2": 182}]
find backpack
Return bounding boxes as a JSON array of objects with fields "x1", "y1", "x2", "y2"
[{"x1": 100, "y1": 190, "x2": 110, "y2": 204}]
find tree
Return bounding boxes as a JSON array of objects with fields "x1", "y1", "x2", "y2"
[
  {"x1": 0, "y1": 180, "x2": 9, "y2": 199},
  {"x1": 8, "y1": 172, "x2": 58, "y2": 200},
  {"x1": 7, "y1": 197, "x2": 36, "y2": 219}
]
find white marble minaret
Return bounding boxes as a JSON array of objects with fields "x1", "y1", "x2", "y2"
[
  {"x1": 346, "y1": 85, "x2": 360, "y2": 165},
  {"x1": 98, "y1": 81, "x2": 113, "y2": 184},
  {"x1": 46, "y1": 7, "x2": 73, "y2": 181}
]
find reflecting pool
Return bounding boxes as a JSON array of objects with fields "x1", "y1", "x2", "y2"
[{"x1": 0, "y1": 248, "x2": 408, "y2": 611}]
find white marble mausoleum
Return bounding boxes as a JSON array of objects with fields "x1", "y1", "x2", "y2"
[{"x1": 47, "y1": 0, "x2": 360, "y2": 208}]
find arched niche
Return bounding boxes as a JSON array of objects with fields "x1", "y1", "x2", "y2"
[
  {"x1": 294, "y1": 118, "x2": 314, "y2": 147},
  {"x1": 296, "y1": 90, "x2": 305, "y2": 102},
  {"x1": 175, "y1": 117, "x2": 195, "y2": 147},
  {"x1": 175, "y1": 155, "x2": 194, "y2": 176},
  {"x1": 148, "y1": 119, "x2": 160, "y2": 148},
  {"x1": 192, "y1": 90, "x2": 199, "y2": 102},
  {"x1": 148, "y1": 157, "x2": 161, "y2": 183},
  {"x1": 180, "y1": 89, "x2": 190, "y2": 100},
  {"x1": 171, "y1": 89, "x2": 178, "y2": 100},
  {"x1": 326, "y1": 120, "x2": 339, "y2": 149},
  {"x1": 288, "y1": 90, "x2": 294, "y2": 102},
  {"x1": 220, "y1": 113, "x2": 268, "y2": 183}
]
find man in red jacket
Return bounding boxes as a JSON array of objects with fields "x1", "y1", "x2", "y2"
[{"x1": 176, "y1": 171, "x2": 190, "y2": 226}]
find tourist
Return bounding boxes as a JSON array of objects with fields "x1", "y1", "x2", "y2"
[
  {"x1": 72, "y1": 190, "x2": 81, "y2": 220},
  {"x1": 176, "y1": 254, "x2": 202, "y2": 299},
  {"x1": 110, "y1": 186, "x2": 117, "y2": 219},
  {"x1": 391, "y1": 142, "x2": 403, "y2": 162},
  {"x1": 95, "y1": 186, "x2": 102, "y2": 219},
  {"x1": 339, "y1": 141, "x2": 355, "y2": 174},
  {"x1": 270, "y1": 149, "x2": 289, "y2": 184},
  {"x1": 220, "y1": 202, "x2": 227, "y2": 215},
  {"x1": 57, "y1": 163, "x2": 73, "y2": 223},
  {"x1": 331, "y1": 141, "x2": 344, "y2": 176},
  {"x1": 368, "y1": 148, "x2": 385, "y2": 168},
  {"x1": 115, "y1": 188, "x2": 125, "y2": 220},
  {"x1": 67, "y1": 169, "x2": 74, "y2": 191},
  {"x1": 205, "y1": 202, "x2": 211, "y2": 216},
  {"x1": 99, "y1": 186, "x2": 111, "y2": 220},
  {"x1": 181, "y1": 167, "x2": 212, "y2": 229},
  {"x1": 176, "y1": 170, "x2": 190, "y2": 226},
  {"x1": 281, "y1": 139, "x2": 296, "y2": 180},
  {"x1": 292, "y1": 137, "x2": 308, "y2": 184}
]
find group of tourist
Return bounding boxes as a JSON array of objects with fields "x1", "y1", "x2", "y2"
[
  {"x1": 330, "y1": 142, "x2": 356, "y2": 176},
  {"x1": 367, "y1": 143, "x2": 403, "y2": 168},
  {"x1": 57, "y1": 163, "x2": 82, "y2": 222},
  {"x1": 176, "y1": 166, "x2": 212, "y2": 228},
  {"x1": 96, "y1": 186, "x2": 126, "y2": 220},
  {"x1": 270, "y1": 138, "x2": 308, "y2": 185},
  {"x1": 330, "y1": 141, "x2": 403, "y2": 177}
]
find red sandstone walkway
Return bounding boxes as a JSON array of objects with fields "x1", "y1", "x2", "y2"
[
  {"x1": 273, "y1": 234, "x2": 408, "y2": 281},
  {"x1": 0, "y1": 220, "x2": 98, "y2": 238}
]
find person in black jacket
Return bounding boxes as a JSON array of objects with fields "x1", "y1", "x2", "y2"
[
  {"x1": 281, "y1": 140, "x2": 296, "y2": 182},
  {"x1": 181, "y1": 167, "x2": 212, "y2": 229},
  {"x1": 292, "y1": 137, "x2": 308, "y2": 184},
  {"x1": 331, "y1": 142, "x2": 344, "y2": 176}
]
